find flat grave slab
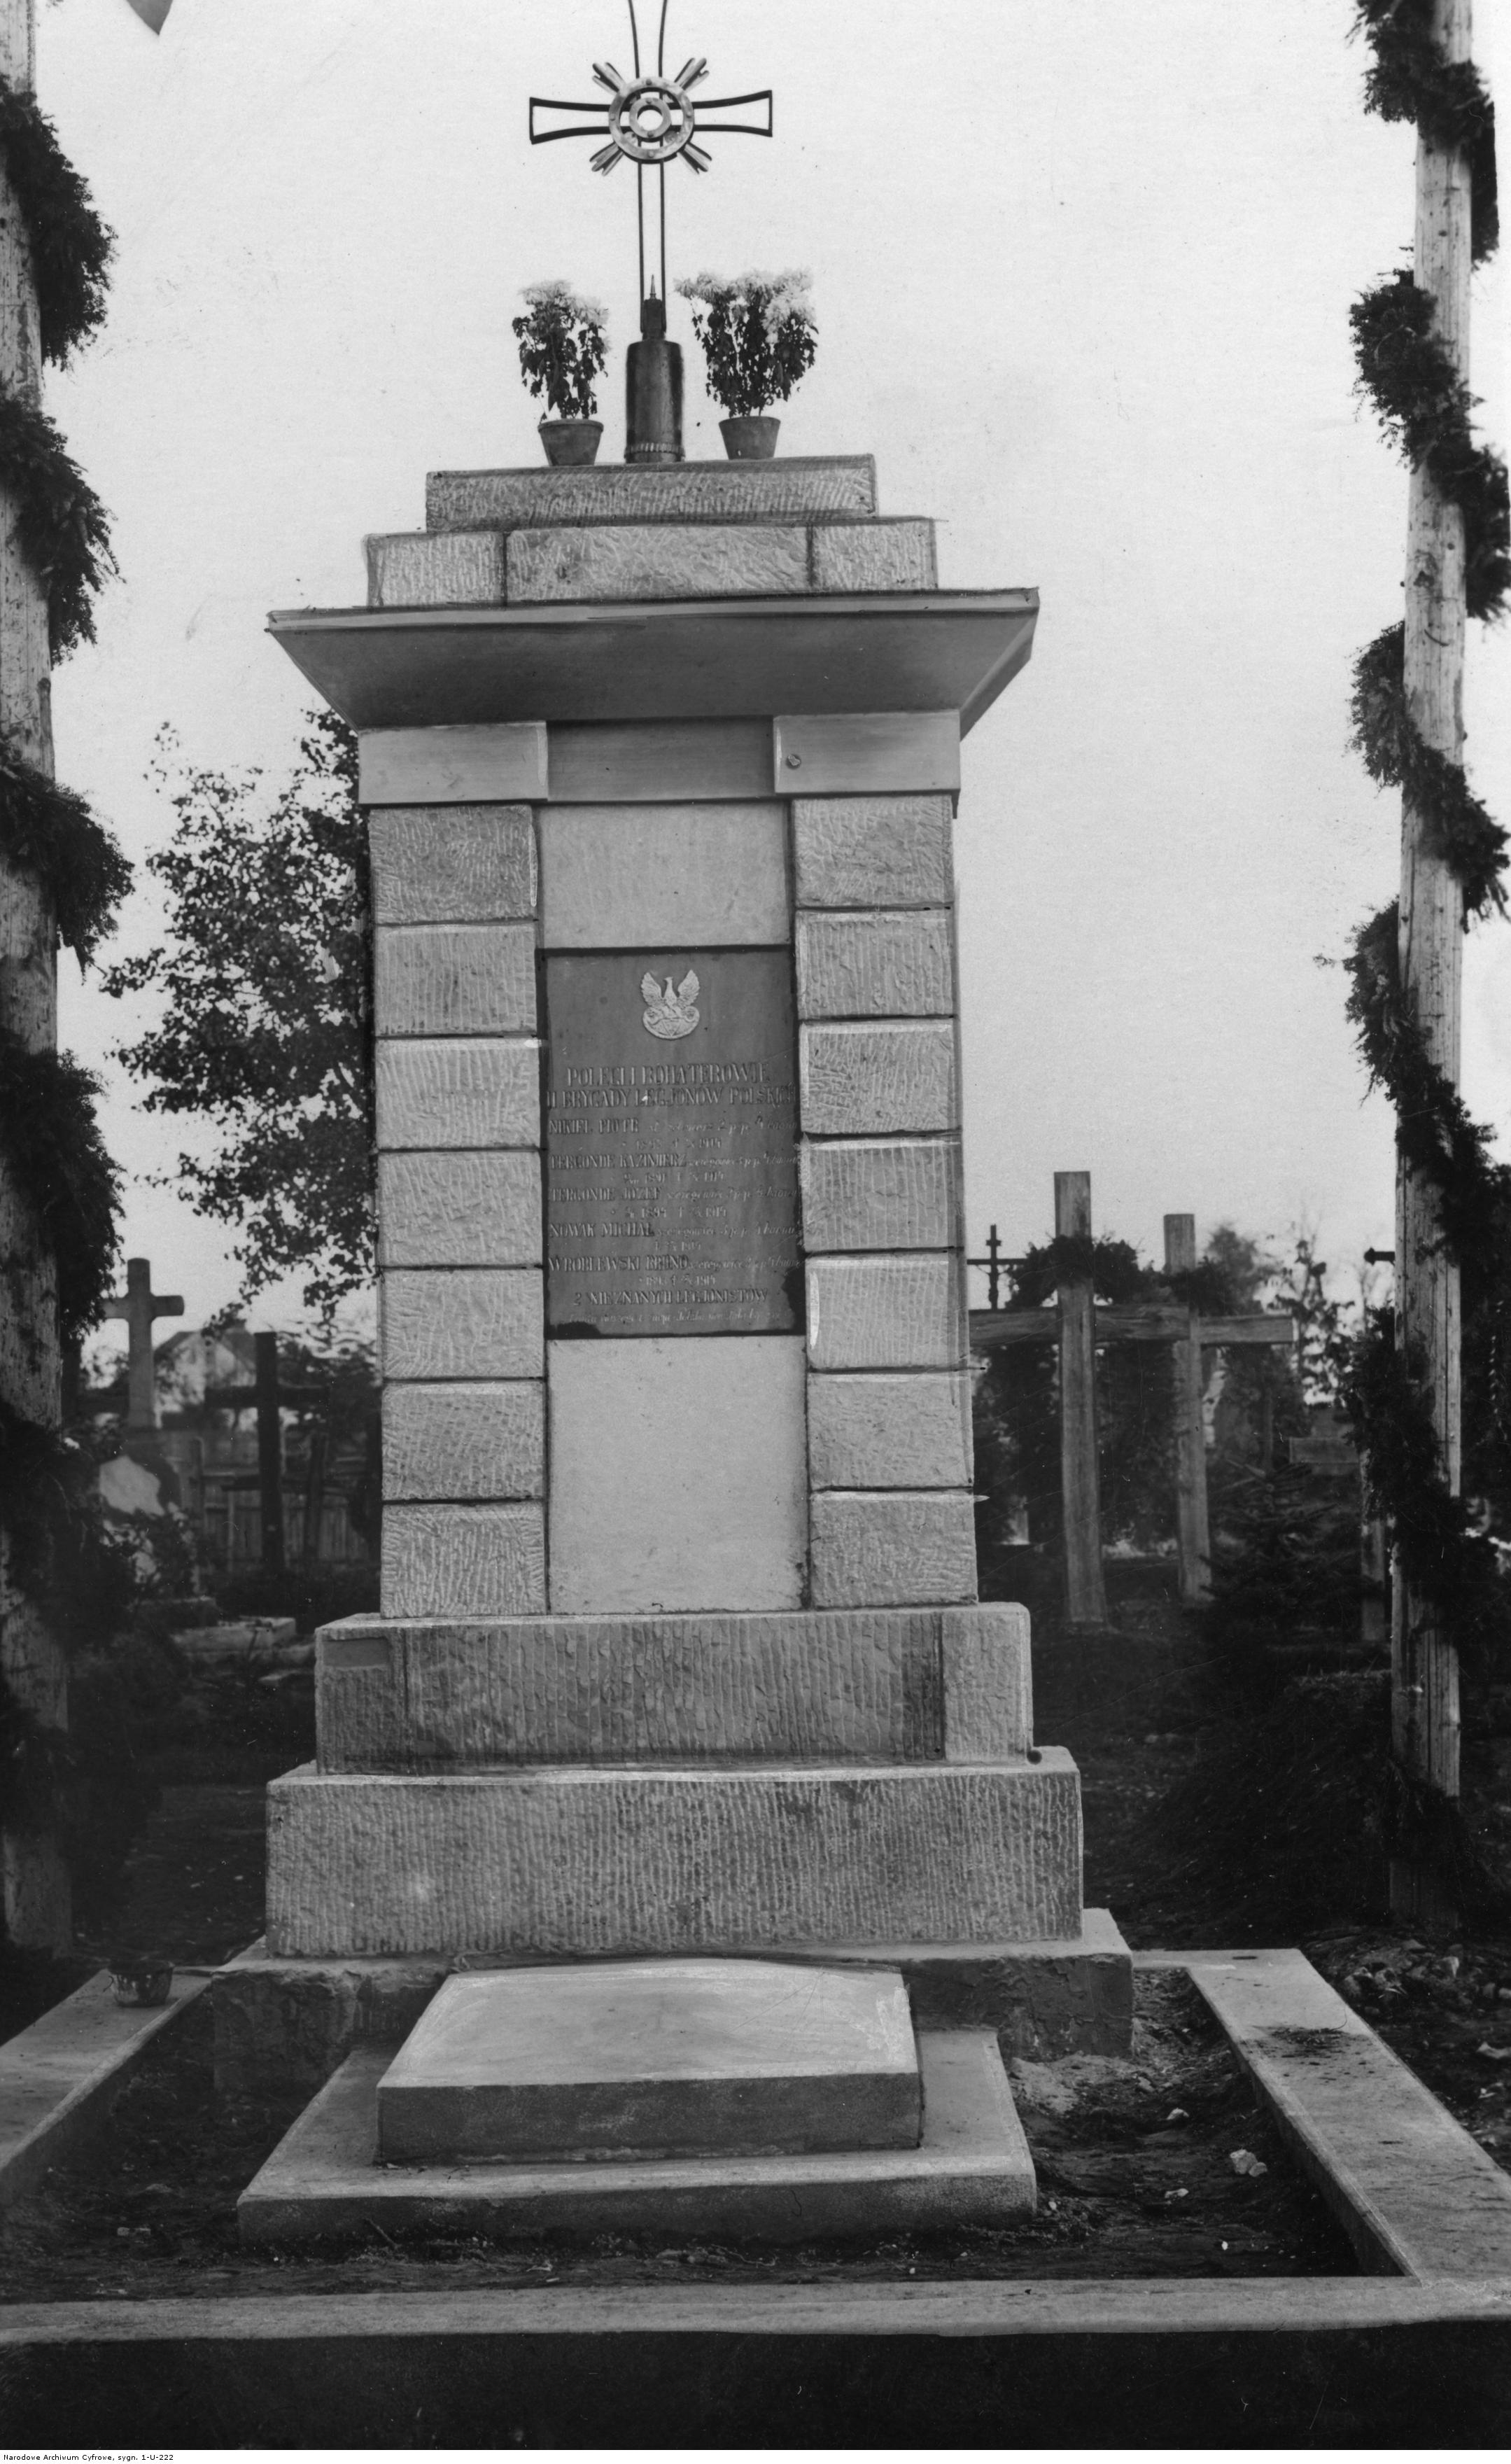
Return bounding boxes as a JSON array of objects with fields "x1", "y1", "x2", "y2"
[
  {"x1": 375, "y1": 1960, "x2": 920, "y2": 2163},
  {"x1": 241, "y1": 2029, "x2": 1034, "y2": 2244}
]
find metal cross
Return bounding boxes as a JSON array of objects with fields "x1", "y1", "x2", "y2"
[{"x1": 529, "y1": 1, "x2": 773, "y2": 308}]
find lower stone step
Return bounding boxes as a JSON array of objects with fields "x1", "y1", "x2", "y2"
[
  {"x1": 265, "y1": 1751, "x2": 1083, "y2": 1956},
  {"x1": 238, "y1": 2028, "x2": 1035, "y2": 2245}
]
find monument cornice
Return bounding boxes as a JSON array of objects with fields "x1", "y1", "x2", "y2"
[{"x1": 267, "y1": 588, "x2": 1039, "y2": 737}]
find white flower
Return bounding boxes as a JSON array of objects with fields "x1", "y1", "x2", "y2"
[{"x1": 520, "y1": 280, "x2": 606, "y2": 326}]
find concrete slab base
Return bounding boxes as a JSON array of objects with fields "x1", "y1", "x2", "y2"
[
  {"x1": 0, "y1": 1968, "x2": 212, "y2": 2213},
  {"x1": 213, "y1": 1910, "x2": 1134, "y2": 2098},
  {"x1": 238, "y1": 2029, "x2": 1035, "y2": 2245},
  {"x1": 375, "y1": 1961, "x2": 921, "y2": 2162}
]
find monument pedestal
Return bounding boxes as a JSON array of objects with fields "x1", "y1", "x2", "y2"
[{"x1": 232, "y1": 453, "x2": 1129, "y2": 2241}]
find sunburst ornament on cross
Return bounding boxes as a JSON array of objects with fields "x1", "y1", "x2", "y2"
[{"x1": 530, "y1": 3, "x2": 773, "y2": 464}]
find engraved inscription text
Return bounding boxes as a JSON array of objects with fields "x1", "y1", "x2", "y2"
[{"x1": 545, "y1": 948, "x2": 801, "y2": 1336}]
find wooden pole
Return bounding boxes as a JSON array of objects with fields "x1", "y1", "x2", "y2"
[
  {"x1": 1393, "y1": 0, "x2": 1470, "y2": 1855},
  {"x1": 254, "y1": 1333, "x2": 287, "y2": 1574},
  {"x1": 0, "y1": 0, "x2": 71, "y2": 1952},
  {"x1": 1055, "y1": 1171, "x2": 1107, "y2": 1628},
  {"x1": 1165, "y1": 1214, "x2": 1212, "y2": 1606}
]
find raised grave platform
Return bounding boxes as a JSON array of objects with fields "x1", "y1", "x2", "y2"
[
  {"x1": 239, "y1": 2027, "x2": 1035, "y2": 2246},
  {"x1": 373, "y1": 1961, "x2": 922, "y2": 2164}
]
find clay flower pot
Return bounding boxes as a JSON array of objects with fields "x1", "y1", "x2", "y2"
[
  {"x1": 537, "y1": 419, "x2": 603, "y2": 468},
  {"x1": 719, "y1": 414, "x2": 780, "y2": 461},
  {"x1": 109, "y1": 1956, "x2": 173, "y2": 2007}
]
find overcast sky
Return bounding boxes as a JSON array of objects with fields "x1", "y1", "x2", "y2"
[{"x1": 37, "y1": 0, "x2": 1511, "y2": 1338}]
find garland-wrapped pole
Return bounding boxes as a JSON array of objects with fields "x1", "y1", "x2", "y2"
[
  {"x1": 0, "y1": 0, "x2": 68, "y2": 1950},
  {"x1": 1393, "y1": 0, "x2": 1473, "y2": 1850}
]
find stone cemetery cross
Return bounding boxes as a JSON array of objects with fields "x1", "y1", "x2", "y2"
[
  {"x1": 530, "y1": 1, "x2": 773, "y2": 462},
  {"x1": 970, "y1": 1180, "x2": 1297, "y2": 1615},
  {"x1": 104, "y1": 1255, "x2": 184, "y2": 1432}
]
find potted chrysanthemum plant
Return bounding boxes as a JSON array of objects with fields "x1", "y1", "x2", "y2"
[
  {"x1": 512, "y1": 280, "x2": 608, "y2": 465},
  {"x1": 674, "y1": 270, "x2": 817, "y2": 459}
]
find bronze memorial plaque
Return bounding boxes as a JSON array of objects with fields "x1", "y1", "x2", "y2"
[{"x1": 544, "y1": 947, "x2": 801, "y2": 1338}]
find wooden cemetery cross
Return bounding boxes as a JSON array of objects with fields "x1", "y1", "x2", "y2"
[
  {"x1": 104, "y1": 1256, "x2": 185, "y2": 1432},
  {"x1": 969, "y1": 1178, "x2": 1297, "y2": 1618},
  {"x1": 206, "y1": 1331, "x2": 321, "y2": 1574}
]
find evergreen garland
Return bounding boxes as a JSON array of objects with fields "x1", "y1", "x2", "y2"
[
  {"x1": 1349, "y1": 274, "x2": 1510, "y2": 622},
  {"x1": 0, "y1": 734, "x2": 130, "y2": 965},
  {"x1": 0, "y1": 76, "x2": 113, "y2": 367},
  {"x1": 0, "y1": 73, "x2": 127, "y2": 1656},
  {"x1": 1340, "y1": 6, "x2": 1511, "y2": 1697},
  {"x1": 0, "y1": 379, "x2": 116, "y2": 659},
  {"x1": 0, "y1": 1032, "x2": 120, "y2": 1348},
  {"x1": 1354, "y1": 0, "x2": 1498, "y2": 262}
]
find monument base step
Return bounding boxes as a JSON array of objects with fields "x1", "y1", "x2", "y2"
[
  {"x1": 264, "y1": 1751, "x2": 1083, "y2": 1957},
  {"x1": 237, "y1": 2029, "x2": 1036, "y2": 2246},
  {"x1": 213, "y1": 1911, "x2": 1133, "y2": 2099}
]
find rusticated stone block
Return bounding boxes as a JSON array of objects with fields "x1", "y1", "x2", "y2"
[
  {"x1": 793, "y1": 796, "x2": 953, "y2": 909},
  {"x1": 369, "y1": 807, "x2": 536, "y2": 926},
  {"x1": 375, "y1": 1040, "x2": 540, "y2": 1151},
  {"x1": 801, "y1": 1138, "x2": 961, "y2": 1252},
  {"x1": 314, "y1": 1603, "x2": 1035, "y2": 1769},
  {"x1": 381, "y1": 1268, "x2": 543, "y2": 1380},
  {"x1": 811, "y1": 521, "x2": 936, "y2": 593},
  {"x1": 426, "y1": 457, "x2": 878, "y2": 530},
  {"x1": 367, "y1": 531, "x2": 505, "y2": 608},
  {"x1": 373, "y1": 923, "x2": 536, "y2": 1037},
  {"x1": 800, "y1": 1022, "x2": 957, "y2": 1135},
  {"x1": 265, "y1": 1751, "x2": 1083, "y2": 1956},
  {"x1": 381, "y1": 1502, "x2": 547, "y2": 1620},
  {"x1": 810, "y1": 1491, "x2": 978, "y2": 1609},
  {"x1": 540, "y1": 804, "x2": 788, "y2": 949},
  {"x1": 796, "y1": 911, "x2": 954, "y2": 1019},
  {"x1": 808, "y1": 1373, "x2": 972, "y2": 1489},
  {"x1": 378, "y1": 1152, "x2": 542, "y2": 1268},
  {"x1": 508, "y1": 524, "x2": 808, "y2": 603},
  {"x1": 941, "y1": 1604, "x2": 1032, "y2": 1763},
  {"x1": 381, "y1": 1382, "x2": 544, "y2": 1502},
  {"x1": 807, "y1": 1256, "x2": 967, "y2": 1370}
]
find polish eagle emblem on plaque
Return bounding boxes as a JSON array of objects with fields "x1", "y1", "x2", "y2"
[{"x1": 641, "y1": 967, "x2": 701, "y2": 1040}]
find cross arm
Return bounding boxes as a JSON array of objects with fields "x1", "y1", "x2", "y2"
[
  {"x1": 969, "y1": 1306, "x2": 1295, "y2": 1352},
  {"x1": 528, "y1": 99, "x2": 612, "y2": 145}
]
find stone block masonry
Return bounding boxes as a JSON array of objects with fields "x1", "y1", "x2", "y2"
[
  {"x1": 425, "y1": 456, "x2": 878, "y2": 529},
  {"x1": 373, "y1": 922, "x2": 536, "y2": 1037},
  {"x1": 265, "y1": 1751, "x2": 1083, "y2": 1957},
  {"x1": 368, "y1": 805, "x2": 537, "y2": 924},
  {"x1": 377, "y1": 1154, "x2": 541, "y2": 1268},
  {"x1": 380, "y1": 1269, "x2": 542, "y2": 1382},
  {"x1": 382, "y1": 1502, "x2": 546, "y2": 1621},
  {"x1": 811, "y1": 1492, "x2": 978, "y2": 1609},
  {"x1": 799, "y1": 1139, "x2": 962, "y2": 1252},
  {"x1": 381, "y1": 1382, "x2": 544, "y2": 1504},
  {"x1": 800, "y1": 1022, "x2": 959, "y2": 1137},
  {"x1": 260, "y1": 455, "x2": 1092, "y2": 2037},
  {"x1": 315, "y1": 1603, "x2": 1032, "y2": 1773},
  {"x1": 375, "y1": 1040, "x2": 540, "y2": 1152}
]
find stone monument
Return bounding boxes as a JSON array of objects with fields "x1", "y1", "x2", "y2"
[{"x1": 222, "y1": 10, "x2": 1132, "y2": 2243}]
